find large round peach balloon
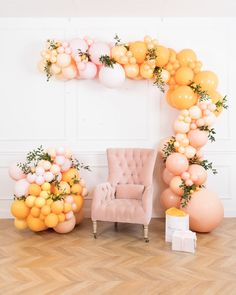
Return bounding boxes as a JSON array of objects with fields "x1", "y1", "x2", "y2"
[
  {"x1": 169, "y1": 176, "x2": 184, "y2": 195},
  {"x1": 181, "y1": 189, "x2": 224, "y2": 232},
  {"x1": 169, "y1": 86, "x2": 197, "y2": 110},
  {"x1": 53, "y1": 215, "x2": 76, "y2": 233},
  {"x1": 124, "y1": 63, "x2": 139, "y2": 78},
  {"x1": 193, "y1": 71, "x2": 218, "y2": 91},
  {"x1": 188, "y1": 164, "x2": 207, "y2": 185},
  {"x1": 155, "y1": 45, "x2": 170, "y2": 67},
  {"x1": 160, "y1": 188, "x2": 181, "y2": 210},
  {"x1": 129, "y1": 41, "x2": 147, "y2": 64},
  {"x1": 188, "y1": 129, "x2": 208, "y2": 148},
  {"x1": 175, "y1": 67, "x2": 194, "y2": 85},
  {"x1": 162, "y1": 168, "x2": 174, "y2": 185},
  {"x1": 177, "y1": 49, "x2": 197, "y2": 66},
  {"x1": 166, "y1": 153, "x2": 189, "y2": 175}
]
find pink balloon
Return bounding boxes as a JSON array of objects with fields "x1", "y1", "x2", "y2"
[
  {"x1": 50, "y1": 164, "x2": 61, "y2": 175},
  {"x1": 204, "y1": 113, "x2": 216, "y2": 126},
  {"x1": 89, "y1": 42, "x2": 110, "y2": 65},
  {"x1": 185, "y1": 179, "x2": 193, "y2": 186},
  {"x1": 36, "y1": 175, "x2": 45, "y2": 185},
  {"x1": 162, "y1": 168, "x2": 174, "y2": 185},
  {"x1": 79, "y1": 62, "x2": 97, "y2": 79},
  {"x1": 169, "y1": 176, "x2": 184, "y2": 195},
  {"x1": 99, "y1": 64, "x2": 125, "y2": 88},
  {"x1": 9, "y1": 163, "x2": 26, "y2": 180},
  {"x1": 56, "y1": 147, "x2": 65, "y2": 155},
  {"x1": 160, "y1": 188, "x2": 181, "y2": 210},
  {"x1": 188, "y1": 129, "x2": 208, "y2": 148},
  {"x1": 56, "y1": 53, "x2": 71, "y2": 68},
  {"x1": 55, "y1": 156, "x2": 66, "y2": 166},
  {"x1": 70, "y1": 38, "x2": 88, "y2": 55},
  {"x1": 166, "y1": 153, "x2": 189, "y2": 175},
  {"x1": 181, "y1": 189, "x2": 224, "y2": 232},
  {"x1": 184, "y1": 145, "x2": 196, "y2": 159},
  {"x1": 61, "y1": 159, "x2": 72, "y2": 172},
  {"x1": 189, "y1": 106, "x2": 202, "y2": 119},
  {"x1": 62, "y1": 65, "x2": 77, "y2": 80},
  {"x1": 35, "y1": 166, "x2": 45, "y2": 176},
  {"x1": 72, "y1": 203, "x2": 77, "y2": 211},
  {"x1": 26, "y1": 173, "x2": 36, "y2": 183},
  {"x1": 173, "y1": 120, "x2": 190, "y2": 134},
  {"x1": 14, "y1": 179, "x2": 29, "y2": 197},
  {"x1": 65, "y1": 195, "x2": 74, "y2": 204},
  {"x1": 188, "y1": 164, "x2": 207, "y2": 185},
  {"x1": 44, "y1": 171, "x2": 54, "y2": 182},
  {"x1": 53, "y1": 215, "x2": 76, "y2": 234},
  {"x1": 66, "y1": 211, "x2": 74, "y2": 220},
  {"x1": 181, "y1": 172, "x2": 190, "y2": 180}
]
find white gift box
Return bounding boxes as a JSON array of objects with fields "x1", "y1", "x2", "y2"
[
  {"x1": 172, "y1": 230, "x2": 197, "y2": 253},
  {"x1": 165, "y1": 212, "x2": 189, "y2": 242}
]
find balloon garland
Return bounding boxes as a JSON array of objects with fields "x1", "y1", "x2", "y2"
[
  {"x1": 9, "y1": 146, "x2": 89, "y2": 233},
  {"x1": 38, "y1": 35, "x2": 228, "y2": 232}
]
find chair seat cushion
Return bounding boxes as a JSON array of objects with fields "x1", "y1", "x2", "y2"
[
  {"x1": 92, "y1": 199, "x2": 148, "y2": 224},
  {"x1": 116, "y1": 184, "x2": 144, "y2": 199}
]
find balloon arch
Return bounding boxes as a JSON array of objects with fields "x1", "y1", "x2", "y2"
[{"x1": 38, "y1": 35, "x2": 228, "y2": 232}]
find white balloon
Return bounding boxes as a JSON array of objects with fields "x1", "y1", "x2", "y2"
[{"x1": 99, "y1": 64, "x2": 125, "y2": 88}]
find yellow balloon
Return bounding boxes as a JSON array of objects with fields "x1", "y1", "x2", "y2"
[
  {"x1": 27, "y1": 215, "x2": 47, "y2": 232},
  {"x1": 45, "y1": 213, "x2": 59, "y2": 228},
  {"x1": 194, "y1": 71, "x2": 218, "y2": 91},
  {"x1": 11, "y1": 200, "x2": 30, "y2": 219},
  {"x1": 14, "y1": 218, "x2": 28, "y2": 230},
  {"x1": 129, "y1": 41, "x2": 147, "y2": 64},
  {"x1": 140, "y1": 63, "x2": 153, "y2": 79},
  {"x1": 155, "y1": 45, "x2": 170, "y2": 67},
  {"x1": 124, "y1": 64, "x2": 138, "y2": 78},
  {"x1": 177, "y1": 49, "x2": 197, "y2": 66},
  {"x1": 111, "y1": 45, "x2": 127, "y2": 62},
  {"x1": 175, "y1": 67, "x2": 194, "y2": 85},
  {"x1": 169, "y1": 86, "x2": 197, "y2": 110}
]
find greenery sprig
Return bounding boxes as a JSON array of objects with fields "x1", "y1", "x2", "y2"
[
  {"x1": 114, "y1": 34, "x2": 129, "y2": 50},
  {"x1": 216, "y1": 95, "x2": 228, "y2": 112},
  {"x1": 189, "y1": 82, "x2": 210, "y2": 102},
  {"x1": 71, "y1": 157, "x2": 91, "y2": 172},
  {"x1": 199, "y1": 126, "x2": 216, "y2": 142},
  {"x1": 179, "y1": 181, "x2": 205, "y2": 207},
  {"x1": 49, "y1": 193, "x2": 65, "y2": 202},
  {"x1": 44, "y1": 60, "x2": 52, "y2": 82},
  {"x1": 162, "y1": 136, "x2": 176, "y2": 162},
  {"x1": 47, "y1": 39, "x2": 60, "y2": 50},
  {"x1": 99, "y1": 55, "x2": 116, "y2": 68},
  {"x1": 153, "y1": 66, "x2": 165, "y2": 93},
  {"x1": 78, "y1": 49, "x2": 91, "y2": 61},
  {"x1": 189, "y1": 155, "x2": 217, "y2": 174},
  {"x1": 145, "y1": 48, "x2": 157, "y2": 61},
  {"x1": 13, "y1": 195, "x2": 26, "y2": 201}
]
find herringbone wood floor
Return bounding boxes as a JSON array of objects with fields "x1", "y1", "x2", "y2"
[{"x1": 0, "y1": 218, "x2": 235, "y2": 295}]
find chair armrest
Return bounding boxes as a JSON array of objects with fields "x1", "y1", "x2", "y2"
[
  {"x1": 91, "y1": 182, "x2": 115, "y2": 209},
  {"x1": 142, "y1": 185, "x2": 153, "y2": 213}
]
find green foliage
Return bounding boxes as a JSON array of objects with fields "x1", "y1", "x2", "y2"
[
  {"x1": 145, "y1": 48, "x2": 157, "y2": 61},
  {"x1": 99, "y1": 55, "x2": 117, "y2": 68},
  {"x1": 179, "y1": 181, "x2": 204, "y2": 207},
  {"x1": 189, "y1": 156, "x2": 217, "y2": 174},
  {"x1": 47, "y1": 39, "x2": 59, "y2": 50},
  {"x1": 153, "y1": 66, "x2": 165, "y2": 93},
  {"x1": 216, "y1": 95, "x2": 228, "y2": 112},
  {"x1": 44, "y1": 60, "x2": 52, "y2": 82},
  {"x1": 162, "y1": 136, "x2": 176, "y2": 162},
  {"x1": 71, "y1": 157, "x2": 91, "y2": 172},
  {"x1": 13, "y1": 195, "x2": 26, "y2": 201},
  {"x1": 78, "y1": 49, "x2": 91, "y2": 61},
  {"x1": 199, "y1": 126, "x2": 216, "y2": 142},
  {"x1": 189, "y1": 82, "x2": 210, "y2": 102},
  {"x1": 114, "y1": 34, "x2": 129, "y2": 50}
]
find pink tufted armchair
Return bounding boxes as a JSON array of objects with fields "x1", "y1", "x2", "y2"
[{"x1": 91, "y1": 148, "x2": 157, "y2": 242}]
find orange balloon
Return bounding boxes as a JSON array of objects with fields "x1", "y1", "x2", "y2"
[
  {"x1": 62, "y1": 168, "x2": 80, "y2": 184},
  {"x1": 27, "y1": 215, "x2": 47, "y2": 232},
  {"x1": 11, "y1": 200, "x2": 30, "y2": 219},
  {"x1": 111, "y1": 45, "x2": 127, "y2": 62},
  {"x1": 175, "y1": 67, "x2": 194, "y2": 85},
  {"x1": 140, "y1": 63, "x2": 153, "y2": 79},
  {"x1": 160, "y1": 188, "x2": 181, "y2": 210},
  {"x1": 45, "y1": 213, "x2": 59, "y2": 228},
  {"x1": 73, "y1": 195, "x2": 84, "y2": 213},
  {"x1": 166, "y1": 89, "x2": 174, "y2": 107},
  {"x1": 129, "y1": 41, "x2": 147, "y2": 64},
  {"x1": 207, "y1": 89, "x2": 222, "y2": 104},
  {"x1": 169, "y1": 86, "x2": 197, "y2": 110},
  {"x1": 124, "y1": 63, "x2": 139, "y2": 78},
  {"x1": 155, "y1": 45, "x2": 170, "y2": 67},
  {"x1": 177, "y1": 49, "x2": 197, "y2": 66},
  {"x1": 71, "y1": 183, "x2": 82, "y2": 195},
  {"x1": 193, "y1": 71, "x2": 218, "y2": 91},
  {"x1": 51, "y1": 200, "x2": 64, "y2": 214},
  {"x1": 28, "y1": 184, "x2": 41, "y2": 197}
]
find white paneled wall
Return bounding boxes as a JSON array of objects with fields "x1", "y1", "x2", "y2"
[{"x1": 0, "y1": 18, "x2": 235, "y2": 218}]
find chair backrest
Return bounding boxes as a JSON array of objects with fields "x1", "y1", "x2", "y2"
[{"x1": 107, "y1": 148, "x2": 157, "y2": 187}]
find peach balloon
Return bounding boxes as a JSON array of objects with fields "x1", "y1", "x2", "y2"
[
  {"x1": 169, "y1": 176, "x2": 184, "y2": 195},
  {"x1": 74, "y1": 209, "x2": 84, "y2": 224},
  {"x1": 177, "y1": 49, "x2": 197, "y2": 66},
  {"x1": 50, "y1": 64, "x2": 61, "y2": 75},
  {"x1": 174, "y1": 120, "x2": 190, "y2": 134},
  {"x1": 169, "y1": 86, "x2": 197, "y2": 110},
  {"x1": 188, "y1": 164, "x2": 207, "y2": 185},
  {"x1": 204, "y1": 113, "x2": 216, "y2": 126},
  {"x1": 184, "y1": 145, "x2": 196, "y2": 159},
  {"x1": 53, "y1": 215, "x2": 76, "y2": 233},
  {"x1": 175, "y1": 67, "x2": 194, "y2": 85},
  {"x1": 129, "y1": 41, "x2": 147, "y2": 64},
  {"x1": 194, "y1": 71, "x2": 218, "y2": 91},
  {"x1": 56, "y1": 53, "x2": 71, "y2": 68},
  {"x1": 62, "y1": 65, "x2": 77, "y2": 80},
  {"x1": 162, "y1": 168, "x2": 174, "y2": 185},
  {"x1": 140, "y1": 63, "x2": 153, "y2": 79},
  {"x1": 188, "y1": 129, "x2": 208, "y2": 148},
  {"x1": 166, "y1": 153, "x2": 189, "y2": 175},
  {"x1": 160, "y1": 188, "x2": 181, "y2": 210},
  {"x1": 181, "y1": 189, "x2": 224, "y2": 232},
  {"x1": 189, "y1": 105, "x2": 202, "y2": 119},
  {"x1": 155, "y1": 45, "x2": 170, "y2": 67},
  {"x1": 124, "y1": 64, "x2": 139, "y2": 78}
]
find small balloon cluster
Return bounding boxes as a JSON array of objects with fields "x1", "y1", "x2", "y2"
[{"x1": 9, "y1": 146, "x2": 89, "y2": 233}]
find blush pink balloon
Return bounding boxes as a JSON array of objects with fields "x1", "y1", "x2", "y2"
[
  {"x1": 166, "y1": 153, "x2": 189, "y2": 175},
  {"x1": 169, "y1": 176, "x2": 184, "y2": 196},
  {"x1": 56, "y1": 53, "x2": 71, "y2": 68},
  {"x1": 70, "y1": 38, "x2": 88, "y2": 55},
  {"x1": 62, "y1": 65, "x2": 77, "y2": 80},
  {"x1": 181, "y1": 189, "x2": 224, "y2": 232},
  {"x1": 160, "y1": 188, "x2": 181, "y2": 210},
  {"x1": 56, "y1": 147, "x2": 65, "y2": 156},
  {"x1": 196, "y1": 118, "x2": 205, "y2": 127},
  {"x1": 61, "y1": 159, "x2": 72, "y2": 172},
  {"x1": 185, "y1": 179, "x2": 193, "y2": 186},
  {"x1": 55, "y1": 156, "x2": 66, "y2": 166},
  {"x1": 204, "y1": 113, "x2": 216, "y2": 126},
  {"x1": 36, "y1": 175, "x2": 45, "y2": 185},
  {"x1": 50, "y1": 164, "x2": 61, "y2": 175},
  {"x1": 14, "y1": 179, "x2": 29, "y2": 197},
  {"x1": 57, "y1": 173, "x2": 62, "y2": 182},
  {"x1": 77, "y1": 62, "x2": 86, "y2": 71},
  {"x1": 184, "y1": 146, "x2": 196, "y2": 159},
  {"x1": 66, "y1": 211, "x2": 74, "y2": 220},
  {"x1": 79, "y1": 62, "x2": 97, "y2": 79},
  {"x1": 26, "y1": 173, "x2": 36, "y2": 183},
  {"x1": 57, "y1": 46, "x2": 64, "y2": 54},
  {"x1": 189, "y1": 105, "x2": 202, "y2": 119},
  {"x1": 72, "y1": 203, "x2": 77, "y2": 211},
  {"x1": 89, "y1": 42, "x2": 111, "y2": 65},
  {"x1": 9, "y1": 163, "x2": 26, "y2": 180},
  {"x1": 99, "y1": 64, "x2": 125, "y2": 88},
  {"x1": 35, "y1": 166, "x2": 45, "y2": 176},
  {"x1": 181, "y1": 171, "x2": 190, "y2": 180},
  {"x1": 53, "y1": 215, "x2": 76, "y2": 234},
  {"x1": 173, "y1": 120, "x2": 190, "y2": 134},
  {"x1": 65, "y1": 195, "x2": 74, "y2": 204},
  {"x1": 188, "y1": 164, "x2": 207, "y2": 185},
  {"x1": 188, "y1": 129, "x2": 208, "y2": 149},
  {"x1": 44, "y1": 171, "x2": 54, "y2": 182},
  {"x1": 162, "y1": 168, "x2": 174, "y2": 185}
]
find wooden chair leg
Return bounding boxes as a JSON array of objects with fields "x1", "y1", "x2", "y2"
[
  {"x1": 114, "y1": 222, "x2": 118, "y2": 230},
  {"x1": 93, "y1": 221, "x2": 97, "y2": 239},
  {"x1": 144, "y1": 225, "x2": 149, "y2": 243}
]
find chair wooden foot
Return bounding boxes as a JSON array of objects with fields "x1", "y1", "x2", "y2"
[
  {"x1": 93, "y1": 221, "x2": 97, "y2": 239},
  {"x1": 144, "y1": 225, "x2": 149, "y2": 243},
  {"x1": 114, "y1": 222, "x2": 118, "y2": 230}
]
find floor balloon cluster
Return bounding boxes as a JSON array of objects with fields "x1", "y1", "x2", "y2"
[
  {"x1": 9, "y1": 146, "x2": 89, "y2": 233},
  {"x1": 38, "y1": 34, "x2": 228, "y2": 233}
]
